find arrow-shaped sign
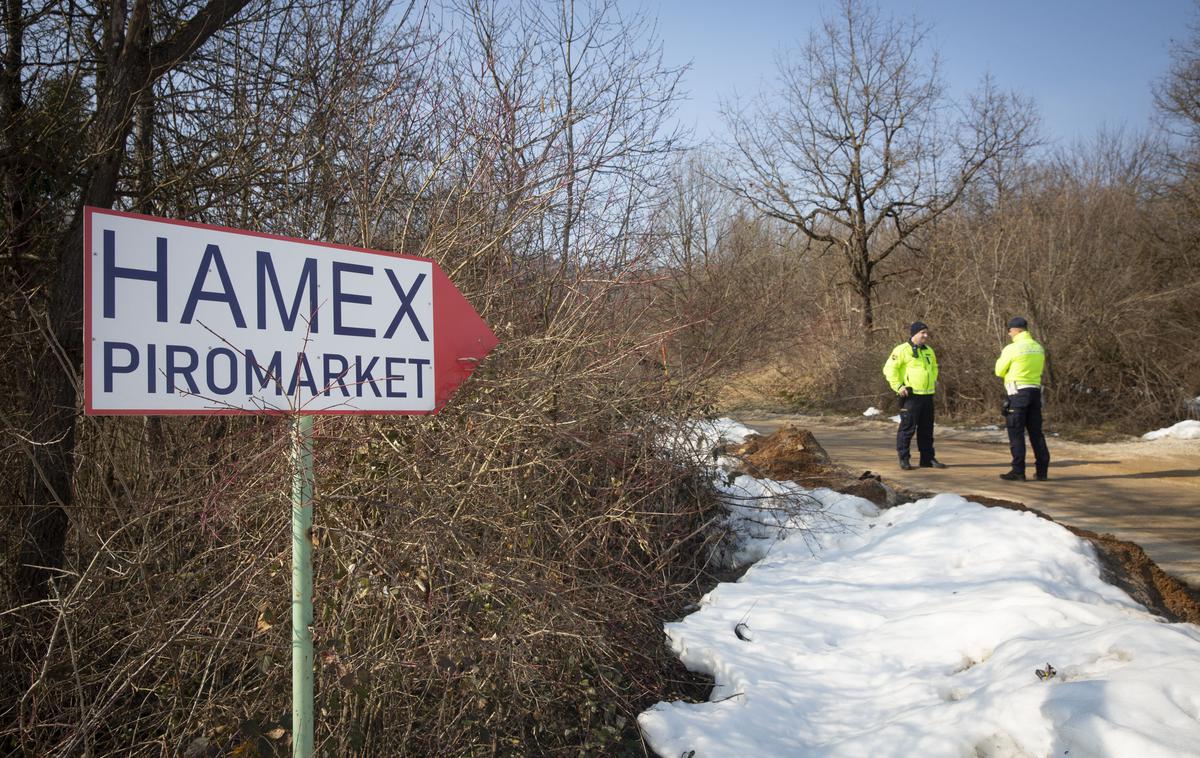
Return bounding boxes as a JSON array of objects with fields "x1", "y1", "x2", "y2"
[{"x1": 83, "y1": 207, "x2": 497, "y2": 415}]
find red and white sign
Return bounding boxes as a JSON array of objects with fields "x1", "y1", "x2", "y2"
[{"x1": 84, "y1": 207, "x2": 497, "y2": 415}]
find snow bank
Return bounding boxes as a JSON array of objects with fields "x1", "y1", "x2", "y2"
[
  {"x1": 643, "y1": 417, "x2": 1200, "y2": 757},
  {"x1": 1142, "y1": 419, "x2": 1200, "y2": 440},
  {"x1": 863, "y1": 406, "x2": 882, "y2": 417},
  {"x1": 709, "y1": 474, "x2": 879, "y2": 569},
  {"x1": 640, "y1": 495, "x2": 1200, "y2": 756}
]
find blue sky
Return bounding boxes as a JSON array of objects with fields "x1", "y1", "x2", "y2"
[{"x1": 649, "y1": 0, "x2": 1197, "y2": 146}]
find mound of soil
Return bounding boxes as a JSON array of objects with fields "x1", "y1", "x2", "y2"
[
  {"x1": 735, "y1": 425, "x2": 829, "y2": 474},
  {"x1": 731, "y1": 427, "x2": 1200, "y2": 626},
  {"x1": 731, "y1": 425, "x2": 895, "y2": 507}
]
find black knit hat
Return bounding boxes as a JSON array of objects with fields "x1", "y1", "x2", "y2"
[
  {"x1": 910, "y1": 321, "x2": 929, "y2": 336},
  {"x1": 1007, "y1": 316, "x2": 1028, "y2": 329}
]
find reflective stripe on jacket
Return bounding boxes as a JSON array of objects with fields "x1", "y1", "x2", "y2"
[
  {"x1": 995, "y1": 331, "x2": 1045, "y2": 386},
  {"x1": 883, "y1": 341, "x2": 938, "y2": 395}
]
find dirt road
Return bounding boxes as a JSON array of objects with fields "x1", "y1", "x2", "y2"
[{"x1": 739, "y1": 414, "x2": 1200, "y2": 588}]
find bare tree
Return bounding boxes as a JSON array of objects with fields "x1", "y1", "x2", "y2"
[
  {"x1": 1156, "y1": 8, "x2": 1200, "y2": 149},
  {"x1": 719, "y1": 0, "x2": 1036, "y2": 331},
  {"x1": 1154, "y1": 4, "x2": 1200, "y2": 226}
]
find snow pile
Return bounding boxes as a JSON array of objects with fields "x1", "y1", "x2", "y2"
[
  {"x1": 642, "y1": 418, "x2": 1200, "y2": 757},
  {"x1": 660, "y1": 417, "x2": 759, "y2": 463},
  {"x1": 863, "y1": 406, "x2": 883, "y2": 417},
  {"x1": 694, "y1": 417, "x2": 758, "y2": 447},
  {"x1": 1142, "y1": 419, "x2": 1200, "y2": 440},
  {"x1": 672, "y1": 417, "x2": 877, "y2": 570},
  {"x1": 708, "y1": 474, "x2": 879, "y2": 570}
]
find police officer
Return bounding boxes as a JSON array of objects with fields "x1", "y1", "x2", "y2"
[
  {"x1": 883, "y1": 322, "x2": 946, "y2": 471},
  {"x1": 995, "y1": 316, "x2": 1050, "y2": 481}
]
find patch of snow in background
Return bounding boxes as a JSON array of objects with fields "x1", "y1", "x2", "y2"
[
  {"x1": 863, "y1": 407, "x2": 882, "y2": 417},
  {"x1": 1142, "y1": 419, "x2": 1200, "y2": 440},
  {"x1": 661, "y1": 417, "x2": 759, "y2": 464},
  {"x1": 702, "y1": 418, "x2": 757, "y2": 446},
  {"x1": 889, "y1": 415, "x2": 901, "y2": 423}
]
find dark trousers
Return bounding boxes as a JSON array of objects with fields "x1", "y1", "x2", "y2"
[
  {"x1": 1006, "y1": 387, "x2": 1050, "y2": 475},
  {"x1": 896, "y1": 393, "x2": 935, "y2": 465}
]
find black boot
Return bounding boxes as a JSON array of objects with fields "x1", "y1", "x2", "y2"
[{"x1": 999, "y1": 471, "x2": 1026, "y2": 481}]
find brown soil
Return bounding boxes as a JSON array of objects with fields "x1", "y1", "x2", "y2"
[
  {"x1": 727, "y1": 425, "x2": 1200, "y2": 626},
  {"x1": 730, "y1": 426, "x2": 894, "y2": 506}
]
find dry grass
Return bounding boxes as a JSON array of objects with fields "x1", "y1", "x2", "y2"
[{"x1": 1, "y1": 322, "x2": 727, "y2": 755}]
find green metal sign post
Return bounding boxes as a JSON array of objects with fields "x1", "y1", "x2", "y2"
[{"x1": 291, "y1": 414, "x2": 315, "y2": 757}]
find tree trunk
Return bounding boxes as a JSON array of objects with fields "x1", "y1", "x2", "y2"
[
  {"x1": 15, "y1": 0, "x2": 252, "y2": 601},
  {"x1": 860, "y1": 282, "x2": 874, "y2": 331},
  {"x1": 2, "y1": 0, "x2": 30, "y2": 275},
  {"x1": 18, "y1": 145, "x2": 129, "y2": 598},
  {"x1": 853, "y1": 235, "x2": 875, "y2": 331}
]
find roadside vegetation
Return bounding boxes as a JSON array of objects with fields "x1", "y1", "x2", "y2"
[{"x1": 2, "y1": 0, "x2": 1198, "y2": 754}]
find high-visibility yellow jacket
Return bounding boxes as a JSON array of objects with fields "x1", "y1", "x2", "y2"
[
  {"x1": 883, "y1": 342, "x2": 938, "y2": 395},
  {"x1": 995, "y1": 331, "x2": 1045, "y2": 388}
]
